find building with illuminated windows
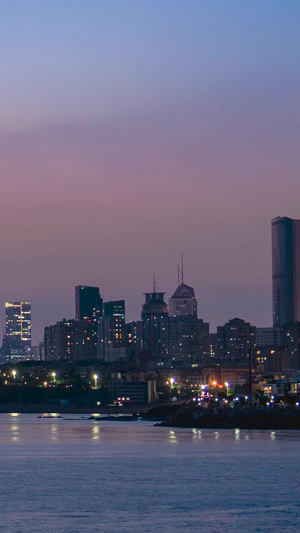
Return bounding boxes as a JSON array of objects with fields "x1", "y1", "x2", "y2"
[
  {"x1": 2, "y1": 302, "x2": 31, "y2": 362},
  {"x1": 75, "y1": 285, "x2": 103, "y2": 358},
  {"x1": 44, "y1": 318, "x2": 98, "y2": 361},
  {"x1": 168, "y1": 280, "x2": 209, "y2": 363},
  {"x1": 216, "y1": 317, "x2": 256, "y2": 362},
  {"x1": 103, "y1": 300, "x2": 126, "y2": 361},
  {"x1": 141, "y1": 291, "x2": 169, "y2": 359}
]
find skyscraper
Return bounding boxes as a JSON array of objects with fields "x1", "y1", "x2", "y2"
[
  {"x1": 75, "y1": 285, "x2": 103, "y2": 358},
  {"x1": 2, "y1": 302, "x2": 31, "y2": 361},
  {"x1": 168, "y1": 274, "x2": 209, "y2": 362},
  {"x1": 141, "y1": 291, "x2": 169, "y2": 359},
  {"x1": 75, "y1": 285, "x2": 103, "y2": 321},
  {"x1": 169, "y1": 283, "x2": 197, "y2": 318},
  {"x1": 272, "y1": 217, "x2": 300, "y2": 326},
  {"x1": 103, "y1": 300, "x2": 126, "y2": 361}
]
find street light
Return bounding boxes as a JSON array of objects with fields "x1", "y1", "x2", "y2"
[
  {"x1": 12, "y1": 370, "x2": 16, "y2": 380},
  {"x1": 51, "y1": 372, "x2": 56, "y2": 383},
  {"x1": 93, "y1": 374, "x2": 98, "y2": 389},
  {"x1": 169, "y1": 378, "x2": 175, "y2": 395},
  {"x1": 224, "y1": 382, "x2": 230, "y2": 396}
]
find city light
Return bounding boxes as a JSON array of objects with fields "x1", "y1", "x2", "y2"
[
  {"x1": 93, "y1": 374, "x2": 98, "y2": 388},
  {"x1": 12, "y1": 370, "x2": 16, "y2": 379},
  {"x1": 169, "y1": 377, "x2": 175, "y2": 395}
]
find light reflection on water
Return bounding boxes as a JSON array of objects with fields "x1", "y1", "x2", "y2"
[
  {"x1": 91, "y1": 425, "x2": 100, "y2": 440},
  {"x1": 168, "y1": 429, "x2": 177, "y2": 443},
  {"x1": 0, "y1": 414, "x2": 299, "y2": 532},
  {"x1": 10, "y1": 424, "x2": 19, "y2": 442}
]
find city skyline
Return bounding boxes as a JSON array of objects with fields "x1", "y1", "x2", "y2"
[
  {"x1": 1, "y1": 1, "x2": 300, "y2": 342},
  {"x1": 0, "y1": 222, "x2": 298, "y2": 345},
  {"x1": 1, "y1": 210, "x2": 298, "y2": 347},
  {"x1": 1, "y1": 4, "x2": 300, "y2": 531}
]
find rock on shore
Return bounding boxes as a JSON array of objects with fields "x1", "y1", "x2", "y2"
[{"x1": 143, "y1": 403, "x2": 300, "y2": 430}]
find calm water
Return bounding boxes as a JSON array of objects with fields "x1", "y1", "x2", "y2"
[{"x1": 0, "y1": 414, "x2": 299, "y2": 532}]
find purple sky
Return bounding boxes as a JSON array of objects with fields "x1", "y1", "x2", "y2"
[{"x1": 1, "y1": 1, "x2": 300, "y2": 343}]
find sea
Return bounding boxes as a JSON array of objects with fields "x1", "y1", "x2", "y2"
[{"x1": 0, "y1": 413, "x2": 299, "y2": 533}]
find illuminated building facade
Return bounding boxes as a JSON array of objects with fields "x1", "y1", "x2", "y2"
[{"x1": 2, "y1": 302, "x2": 31, "y2": 362}]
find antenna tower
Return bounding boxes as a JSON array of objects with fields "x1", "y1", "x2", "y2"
[{"x1": 177, "y1": 252, "x2": 184, "y2": 286}]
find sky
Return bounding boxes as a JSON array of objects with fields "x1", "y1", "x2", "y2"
[{"x1": 0, "y1": 0, "x2": 300, "y2": 343}]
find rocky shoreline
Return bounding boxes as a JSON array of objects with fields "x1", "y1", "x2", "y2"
[{"x1": 141, "y1": 403, "x2": 300, "y2": 430}]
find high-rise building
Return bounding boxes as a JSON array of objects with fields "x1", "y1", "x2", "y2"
[
  {"x1": 44, "y1": 318, "x2": 98, "y2": 361},
  {"x1": 169, "y1": 283, "x2": 197, "y2": 318},
  {"x1": 272, "y1": 216, "x2": 300, "y2": 326},
  {"x1": 256, "y1": 327, "x2": 280, "y2": 347},
  {"x1": 168, "y1": 276, "x2": 209, "y2": 362},
  {"x1": 75, "y1": 285, "x2": 103, "y2": 321},
  {"x1": 103, "y1": 300, "x2": 126, "y2": 361},
  {"x1": 216, "y1": 317, "x2": 256, "y2": 362},
  {"x1": 168, "y1": 315, "x2": 210, "y2": 363},
  {"x1": 141, "y1": 291, "x2": 168, "y2": 359},
  {"x1": 2, "y1": 302, "x2": 31, "y2": 362},
  {"x1": 75, "y1": 285, "x2": 103, "y2": 358}
]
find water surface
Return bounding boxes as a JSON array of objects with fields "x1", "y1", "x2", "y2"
[{"x1": 0, "y1": 414, "x2": 299, "y2": 532}]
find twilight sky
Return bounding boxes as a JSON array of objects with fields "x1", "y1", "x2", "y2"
[{"x1": 1, "y1": 0, "x2": 300, "y2": 343}]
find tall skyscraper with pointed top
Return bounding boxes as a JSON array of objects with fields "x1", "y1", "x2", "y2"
[
  {"x1": 169, "y1": 254, "x2": 197, "y2": 318},
  {"x1": 168, "y1": 259, "x2": 209, "y2": 362}
]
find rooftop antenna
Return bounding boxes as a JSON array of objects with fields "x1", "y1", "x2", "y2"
[
  {"x1": 178, "y1": 252, "x2": 184, "y2": 286},
  {"x1": 153, "y1": 273, "x2": 156, "y2": 293}
]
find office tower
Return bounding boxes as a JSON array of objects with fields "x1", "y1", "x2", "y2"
[
  {"x1": 141, "y1": 291, "x2": 169, "y2": 359},
  {"x1": 75, "y1": 285, "x2": 103, "y2": 358},
  {"x1": 103, "y1": 300, "x2": 126, "y2": 361},
  {"x1": 216, "y1": 317, "x2": 256, "y2": 362},
  {"x1": 75, "y1": 285, "x2": 103, "y2": 321},
  {"x1": 2, "y1": 302, "x2": 31, "y2": 362},
  {"x1": 272, "y1": 216, "x2": 300, "y2": 326},
  {"x1": 169, "y1": 256, "x2": 197, "y2": 318},
  {"x1": 169, "y1": 283, "x2": 197, "y2": 318},
  {"x1": 168, "y1": 275, "x2": 209, "y2": 362}
]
